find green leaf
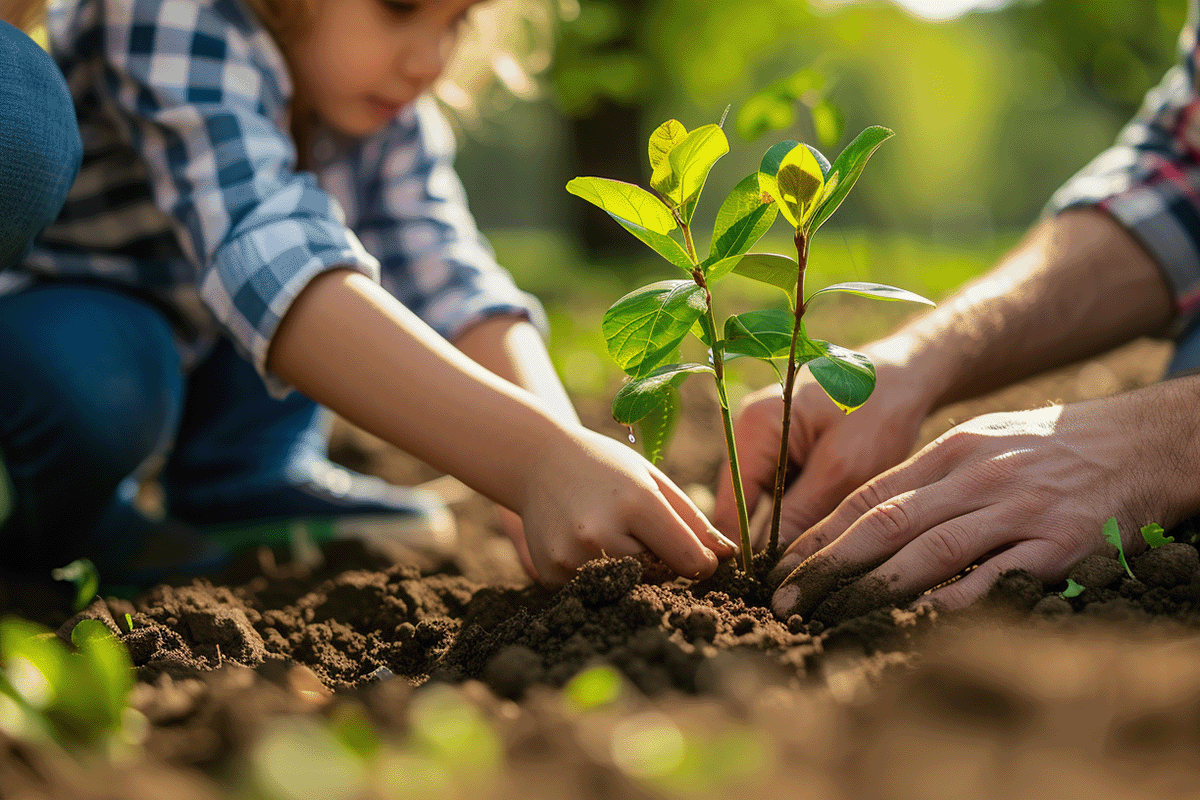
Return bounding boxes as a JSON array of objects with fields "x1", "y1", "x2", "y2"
[
  {"x1": 612, "y1": 363, "x2": 713, "y2": 424},
  {"x1": 610, "y1": 216, "x2": 694, "y2": 272},
  {"x1": 565, "y1": 177, "x2": 677, "y2": 235},
  {"x1": 728, "y1": 253, "x2": 799, "y2": 306},
  {"x1": 809, "y1": 125, "x2": 893, "y2": 235},
  {"x1": 648, "y1": 119, "x2": 688, "y2": 176},
  {"x1": 1141, "y1": 522, "x2": 1174, "y2": 548},
  {"x1": 1061, "y1": 578, "x2": 1085, "y2": 598},
  {"x1": 774, "y1": 144, "x2": 826, "y2": 230},
  {"x1": 602, "y1": 281, "x2": 708, "y2": 378},
  {"x1": 656, "y1": 124, "x2": 730, "y2": 220},
  {"x1": 70, "y1": 620, "x2": 133, "y2": 724},
  {"x1": 50, "y1": 558, "x2": 100, "y2": 613},
  {"x1": 806, "y1": 281, "x2": 935, "y2": 307},
  {"x1": 811, "y1": 99, "x2": 845, "y2": 148},
  {"x1": 705, "y1": 174, "x2": 779, "y2": 267},
  {"x1": 1, "y1": 618, "x2": 62, "y2": 709},
  {"x1": 757, "y1": 140, "x2": 799, "y2": 210},
  {"x1": 723, "y1": 309, "x2": 795, "y2": 361},
  {"x1": 1102, "y1": 516, "x2": 1134, "y2": 578},
  {"x1": 635, "y1": 385, "x2": 680, "y2": 465},
  {"x1": 808, "y1": 343, "x2": 876, "y2": 413},
  {"x1": 565, "y1": 177, "x2": 692, "y2": 270}
]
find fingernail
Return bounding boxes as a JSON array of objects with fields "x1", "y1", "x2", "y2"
[
  {"x1": 773, "y1": 583, "x2": 800, "y2": 617},
  {"x1": 709, "y1": 526, "x2": 740, "y2": 553}
]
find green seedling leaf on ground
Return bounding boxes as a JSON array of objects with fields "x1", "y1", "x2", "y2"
[
  {"x1": 1102, "y1": 516, "x2": 1134, "y2": 578},
  {"x1": 50, "y1": 559, "x2": 100, "y2": 613},
  {"x1": 635, "y1": 386, "x2": 680, "y2": 465},
  {"x1": 806, "y1": 281, "x2": 935, "y2": 308},
  {"x1": 612, "y1": 364, "x2": 713, "y2": 425},
  {"x1": 728, "y1": 253, "x2": 799, "y2": 306},
  {"x1": 566, "y1": 178, "x2": 693, "y2": 271},
  {"x1": 808, "y1": 342, "x2": 876, "y2": 413},
  {"x1": 602, "y1": 281, "x2": 708, "y2": 378},
  {"x1": 704, "y1": 174, "x2": 779, "y2": 268},
  {"x1": 808, "y1": 125, "x2": 893, "y2": 235},
  {"x1": 123, "y1": 613, "x2": 134, "y2": 632},
  {"x1": 1061, "y1": 578, "x2": 1085, "y2": 598},
  {"x1": 565, "y1": 665, "x2": 623, "y2": 710},
  {"x1": 1141, "y1": 522, "x2": 1173, "y2": 548},
  {"x1": 69, "y1": 620, "x2": 134, "y2": 730}
]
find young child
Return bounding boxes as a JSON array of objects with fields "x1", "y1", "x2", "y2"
[{"x1": 0, "y1": 0, "x2": 736, "y2": 588}]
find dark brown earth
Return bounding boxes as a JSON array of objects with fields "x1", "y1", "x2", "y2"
[{"x1": 8, "y1": 337, "x2": 1200, "y2": 800}]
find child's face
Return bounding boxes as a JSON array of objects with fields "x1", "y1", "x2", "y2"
[{"x1": 287, "y1": 0, "x2": 480, "y2": 137}]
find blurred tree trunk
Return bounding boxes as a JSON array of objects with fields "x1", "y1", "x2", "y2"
[{"x1": 569, "y1": 100, "x2": 645, "y2": 258}]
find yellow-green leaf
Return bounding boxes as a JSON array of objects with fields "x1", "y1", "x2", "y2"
[
  {"x1": 648, "y1": 119, "x2": 687, "y2": 176},
  {"x1": 602, "y1": 281, "x2": 708, "y2": 378},
  {"x1": 566, "y1": 177, "x2": 676, "y2": 235},
  {"x1": 773, "y1": 144, "x2": 825, "y2": 230}
]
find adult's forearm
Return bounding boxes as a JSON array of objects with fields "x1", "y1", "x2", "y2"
[
  {"x1": 883, "y1": 207, "x2": 1175, "y2": 412},
  {"x1": 265, "y1": 268, "x2": 567, "y2": 512}
]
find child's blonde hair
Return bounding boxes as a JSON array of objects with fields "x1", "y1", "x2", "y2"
[
  {"x1": 0, "y1": 0, "x2": 47, "y2": 29},
  {"x1": 243, "y1": 0, "x2": 560, "y2": 122}
]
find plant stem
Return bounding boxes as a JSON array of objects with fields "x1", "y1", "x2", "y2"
[
  {"x1": 768, "y1": 229, "x2": 810, "y2": 557},
  {"x1": 677, "y1": 210, "x2": 753, "y2": 572}
]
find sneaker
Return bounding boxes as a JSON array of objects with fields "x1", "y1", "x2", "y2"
[
  {"x1": 174, "y1": 461, "x2": 457, "y2": 564},
  {"x1": 93, "y1": 464, "x2": 457, "y2": 589}
]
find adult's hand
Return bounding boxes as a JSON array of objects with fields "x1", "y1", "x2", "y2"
[
  {"x1": 770, "y1": 387, "x2": 1195, "y2": 624},
  {"x1": 712, "y1": 343, "x2": 934, "y2": 550}
]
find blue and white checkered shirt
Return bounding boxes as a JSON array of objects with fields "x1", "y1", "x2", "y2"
[
  {"x1": 6, "y1": 0, "x2": 544, "y2": 394},
  {"x1": 1048, "y1": 0, "x2": 1200, "y2": 334}
]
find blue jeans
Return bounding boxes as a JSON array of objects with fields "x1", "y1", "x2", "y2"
[
  {"x1": 0, "y1": 21, "x2": 81, "y2": 271},
  {"x1": 0, "y1": 282, "x2": 342, "y2": 574}
]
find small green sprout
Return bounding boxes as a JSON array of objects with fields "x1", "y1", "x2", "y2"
[
  {"x1": 50, "y1": 558, "x2": 100, "y2": 613},
  {"x1": 1141, "y1": 522, "x2": 1173, "y2": 548},
  {"x1": 123, "y1": 613, "x2": 135, "y2": 633},
  {"x1": 1061, "y1": 578, "x2": 1085, "y2": 599},
  {"x1": 1102, "y1": 516, "x2": 1133, "y2": 579},
  {"x1": 568, "y1": 111, "x2": 931, "y2": 570}
]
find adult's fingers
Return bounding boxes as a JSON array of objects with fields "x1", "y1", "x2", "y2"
[
  {"x1": 917, "y1": 538, "x2": 1072, "y2": 611},
  {"x1": 771, "y1": 443, "x2": 959, "y2": 582},
  {"x1": 772, "y1": 506, "x2": 1012, "y2": 621}
]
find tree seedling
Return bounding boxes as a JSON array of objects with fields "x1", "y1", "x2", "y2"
[{"x1": 568, "y1": 113, "x2": 932, "y2": 571}]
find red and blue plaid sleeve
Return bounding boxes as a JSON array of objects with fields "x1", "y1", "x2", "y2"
[{"x1": 1047, "y1": 3, "x2": 1200, "y2": 332}]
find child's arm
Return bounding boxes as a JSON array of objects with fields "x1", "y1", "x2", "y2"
[
  {"x1": 453, "y1": 315, "x2": 577, "y2": 579},
  {"x1": 268, "y1": 267, "x2": 737, "y2": 585}
]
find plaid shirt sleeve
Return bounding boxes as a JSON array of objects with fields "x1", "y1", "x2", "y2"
[
  {"x1": 1046, "y1": 4, "x2": 1200, "y2": 333},
  {"x1": 350, "y1": 96, "x2": 547, "y2": 341},
  {"x1": 88, "y1": 0, "x2": 380, "y2": 390}
]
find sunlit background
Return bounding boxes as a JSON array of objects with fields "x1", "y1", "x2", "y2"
[{"x1": 450, "y1": 0, "x2": 1186, "y2": 399}]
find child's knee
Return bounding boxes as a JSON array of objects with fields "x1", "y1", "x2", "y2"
[{"x1": 0, "y1": 21, "x2": 82, "y2": 269}]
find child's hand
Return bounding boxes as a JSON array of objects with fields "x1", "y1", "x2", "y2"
[{"x1": 519, "y1": 428, "x2": 738, "y2": 586}]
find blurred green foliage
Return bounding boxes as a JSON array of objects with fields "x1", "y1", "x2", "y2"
[
  {"x1": 462, "y1": 0, "x2": 1188, "y2": 237},
  {"x1": 0, "y1": 617, "x2": 143, "y2": 756}
]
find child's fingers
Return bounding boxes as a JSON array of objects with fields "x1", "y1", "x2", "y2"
[
  {"x1": 643, "y1": 460, "x2": 739, "y2": 559},
  {"x1": 627, "y1": 480, "x2": 723, "y2": 580}
]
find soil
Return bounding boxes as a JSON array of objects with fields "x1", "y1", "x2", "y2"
[{"x1": 7, "y1": 337, "x2": 1200, "y2": 800}]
